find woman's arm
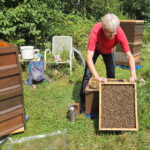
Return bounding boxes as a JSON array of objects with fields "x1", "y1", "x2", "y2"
[
  {"x1": 125, "y1": 51, "x2": 137, "y2": 83},
  {"x1": 86, "y1": 50, "x2": 107, "y2": 83}
]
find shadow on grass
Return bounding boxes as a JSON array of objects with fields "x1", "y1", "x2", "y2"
[
  {"x1": 72, "y1": 79, "x2": 81, "y2": 103},
  {"x1": 91, "y1": 118, "x2": 123, "y2": 136}
]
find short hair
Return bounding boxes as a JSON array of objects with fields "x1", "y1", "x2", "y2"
[{"x1": 102, "y1": 14, "x2": 120, "y2": 32}]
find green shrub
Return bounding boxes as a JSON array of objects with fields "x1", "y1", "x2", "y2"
[
  {"x1": 54, "y1": 13, "x2": 95, "y2": 52},
  {"x1": 0, "y1": 0, "x2": 64, "y2": 49},
  {"x1": 143, "y1": 22, "x2": 150, "y2": 44}
]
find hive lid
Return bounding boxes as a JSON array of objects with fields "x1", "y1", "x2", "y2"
[{"x1": 120, "y1": 20, "x2": 144, "y2": 24}]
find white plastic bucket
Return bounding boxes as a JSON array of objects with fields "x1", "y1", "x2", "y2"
[{"x1": 20, "y1": 46, "x2": 34, "y2": 59}]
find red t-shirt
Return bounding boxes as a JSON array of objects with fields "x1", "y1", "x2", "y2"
[{"x1": 88, "y1": 22, "x2": 130, "y2": 54}]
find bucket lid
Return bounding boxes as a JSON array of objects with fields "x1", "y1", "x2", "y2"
[{"x1": 34, "y1": 49, "x2": 40, "y2": 52}]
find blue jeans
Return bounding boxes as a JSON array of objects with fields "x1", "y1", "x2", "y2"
[{"x1": 80, "y1": 49, "x2": 115, "y2": 108}]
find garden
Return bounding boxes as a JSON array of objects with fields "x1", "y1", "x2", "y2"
[{"x1": 0, "y1": 0, "x2": 150, "y2": 149}]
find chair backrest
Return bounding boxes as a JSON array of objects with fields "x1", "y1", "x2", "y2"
[{"x1": 52, "y1": 36, "x2": 72, "y2": 60}]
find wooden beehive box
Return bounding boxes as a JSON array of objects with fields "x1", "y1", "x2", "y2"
[
  {"x1": 120, "y1": 20, "x2": 144, "y2": 43},
  {"x1": 85, "y1": 78, "x2": 99, "y2": 114},
  {"x1": 85, "y1": 78, "x2": 125, "y2": 115},
  {"x1": 0, "y1": 41, "x2": 25, "y2": 137},
  {"x1": 115, "y1": 20, "x2": 144, "y2": 67},
  {"x1": 115, "y1": 51, "x2": 141, "y2": 66},
  {"x1": 99, "y1": 81, "x2": 138, "y2": 131},
  {"x1": 116, "y1": 42, "x2": 142, "y2": 54}
]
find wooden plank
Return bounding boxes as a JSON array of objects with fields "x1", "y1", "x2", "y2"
[
  {"x1": 0, "y1": 119, "x2": 24, "y2": 137},
  {"x1": 115, "y1": 52, "x2": 141, "y2": 64},
  {"x1": 102, "y1": 82, "x2": 134, "y2": 84},
  {"x1": 120, "y1": 20, "x2": 144, "y2": 24},
  {"x1": 0, "y1": 106, "x2": 23, "y2": 122},
  {"x1": 0, "y1": 74, "x2": 21, "y2": 90},
  {"x1": 116, "y1": 42, "x2": 142, "y2": 54},
  {"x1": 0, "y1": 105, "x2": 23, "y2": 116},
  {"x1": 9, "y1": 127, "x2": 25, "y2": 134},
  {"x1": 0, "y1": 88, "x2": 22, "y2": 101},
  {"x1": 134, "y1": 83, "x2": 138, "y2": 131},
  {"x1": 0, "y1": 45, "x2": 17, "y2": 54},
  {"x1": 99, "y1": 83, "x2": 102, "y2": 130},
  {"x1": 85, "y1": 90, "x2": 99, "y2": 114},
  {"x1": 0, "y1": 64, "x2": 18, "y2": 71},
  {"x1": 0, "y1": 65, "x2": 20, "y2": 78},
  {"x1": 0, "y1": 95, "x2": 23, "y2": 112},
  {"x1": 0, "y1": 107, "x2": 25, "y2": 137},
  {"x1": 115, "y1": 61, "x2": 141, "y2": 67},
  {"x1": 0, "y1": 85, "x2": 21, "y2": 93},
  {"x1": 0, "y1": 52, "x2": 18, "y2": 67},
  {"x1": 99, "y1": 128, "x2": 138, "y2": 131}
]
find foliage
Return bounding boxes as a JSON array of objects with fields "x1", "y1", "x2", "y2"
[
  {"x1": 60, "y1": 49, "x2": 70, "y2": 61},
  {"x1": 86, "y1": 0, "x2": 128, "y2": 21},
  {"x1": 0, "y1": 0, "x2": 95, "y2": 53},
  {"x1": 0, "y1": 0, "x2": 64, "y2": 49},
  {"x1": 62, "y1": 0, "x2": 150, "y2": 21},
  {"x1": 61, "y1": 0, "x2": 129, "y2": 21},
  {"x1": 46, "y1": 51, "x2": 54, "y2": 62},
  {"x1": 119, "y1": 0, "x2": 150, "y2": 21},
  {"x1": 142, "y1": 23, "x2": 150, "y2": 44},
  {"x1": 55, "y1": 13, "x2": 95, "y2": 52}
]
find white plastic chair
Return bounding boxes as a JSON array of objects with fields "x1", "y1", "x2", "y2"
[{"x1": 44, "y1": 36, "x2": 73, "y2": 72}]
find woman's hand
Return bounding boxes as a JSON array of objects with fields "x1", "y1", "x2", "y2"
[
  {"x1": 129, "y1": 73, "x2": 137, "y2": 83},
  {"x1": 95, "y1": 76, "x2": 107, "y2": 83}
]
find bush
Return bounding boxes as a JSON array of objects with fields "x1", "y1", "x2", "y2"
[
  {"x1": 54, "y1": 13, "x2": 95, "y2": 52},
  {"x1": 0, "y1": 0, "x2": 64, "y2": 49},
  {"x1": 143, "y1": 22, "x2": 150, "y2": 44}
]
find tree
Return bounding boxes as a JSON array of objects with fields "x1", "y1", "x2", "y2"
[{"x1": 120, "y1": 0, "x2": 150, "y2": 21}]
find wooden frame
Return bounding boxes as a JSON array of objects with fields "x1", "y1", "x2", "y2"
[{"x1": 99, "y1": 82, "x2": 138, "y2": 131}]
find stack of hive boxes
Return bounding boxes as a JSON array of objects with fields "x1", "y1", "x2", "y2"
[
  {"x1": 115, "y1": 20, "x2": 144, "y2": 66},
  {"x1": 0, "y1": 41, "x2": 25, "y2": 137}
]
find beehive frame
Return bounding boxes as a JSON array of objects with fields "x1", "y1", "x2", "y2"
[{"x1": 99, "y1": 82, "x2": 138, "y2": 131}]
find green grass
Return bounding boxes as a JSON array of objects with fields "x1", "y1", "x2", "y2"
[{"x1": 1, "y1": 48, "x2": 150, "y2": 150}]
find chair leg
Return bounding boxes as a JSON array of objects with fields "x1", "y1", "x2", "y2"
[{"x1": 70, "y1": 60, "x2": 72, "y2": 73}]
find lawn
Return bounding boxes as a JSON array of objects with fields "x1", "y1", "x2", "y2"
[{"x1": 1, "y1": 47, "x2": 150, "y2": 150}]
